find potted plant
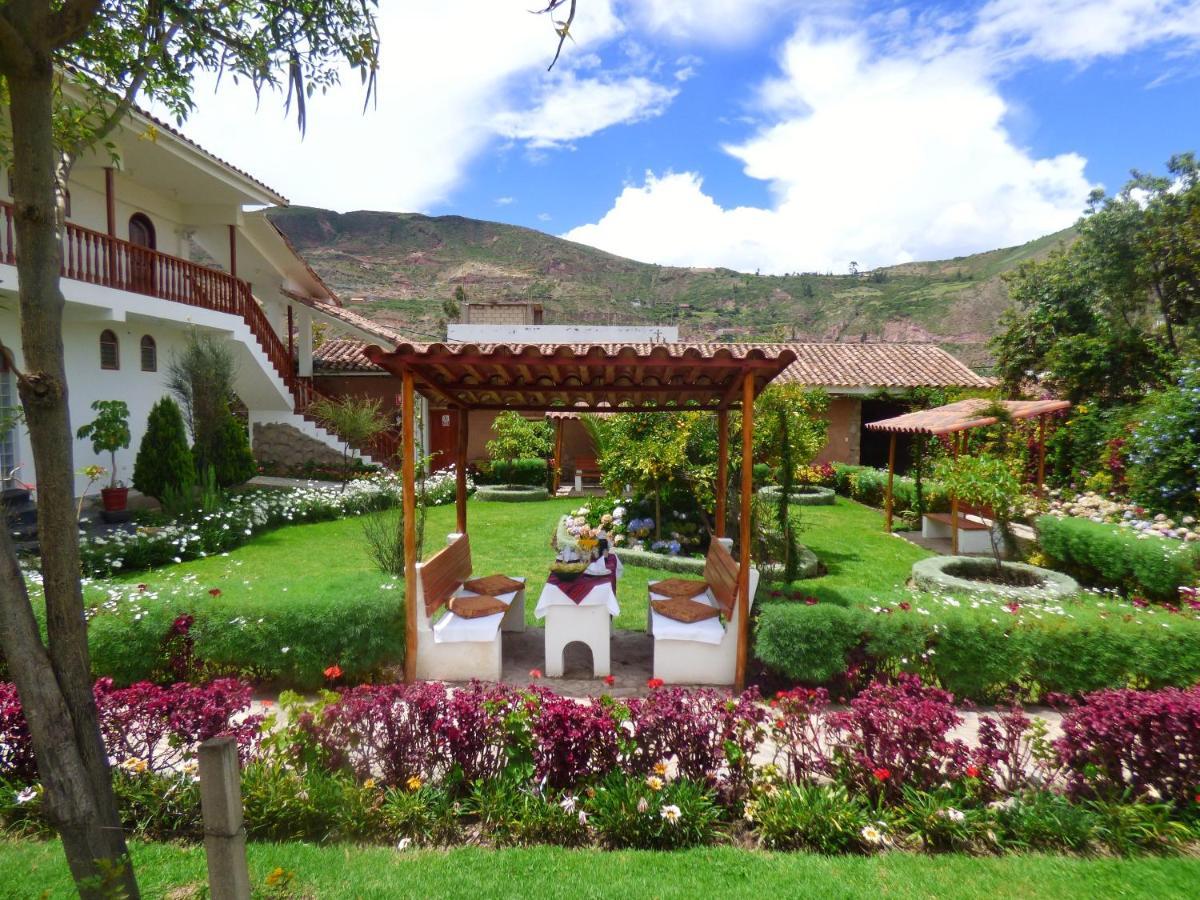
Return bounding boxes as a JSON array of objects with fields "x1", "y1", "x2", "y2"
[{"x1": 76, "y1": 400, "x2": 131, "y2": 514}]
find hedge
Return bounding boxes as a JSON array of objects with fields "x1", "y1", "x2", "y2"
[
  {"x1": 474, "y1": 485, "x2": 550, "y2": 502},
  {"x1": 754, "y1": 600, "x2": 1200, "y2": 701},
  {"x1": 477, "y1": 458, "x2": 549, "y2": 488},
  {"x1": 831, "y1": 464, "x2": 950, "y2": 521},
  {"x1": 1036, "y1": 516, "x2": 1200, "y2": 602}
]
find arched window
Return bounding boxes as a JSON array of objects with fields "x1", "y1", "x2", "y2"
[
  {"x1": 140, "y1": 335, "x2": 157, "y2": 372},
  {"x1": 128, "y1": 214, "x2": 157, "y2": 294},
  {"x1": 100, "y1": 329, "x2": 119, "y2": 370},
  {"x1": 128, "y1": 213, "x2": 156, "y2": 249}
]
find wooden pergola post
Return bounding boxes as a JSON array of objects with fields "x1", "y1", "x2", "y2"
[
  {"x1": 735, "y1": 376, "x2": 753, "y2": 692},
  {"x1": 456, "y1": 409, "x2": 468, "y2": 534},
  {"x1": 949, "y1": 431, "x2": 961, "y2": 556},
  {"x1": 401, "y1": 367, "x2": 418, "y2": 683},
  {"x1": 884, "y1": 432, "x2": 896, "y2": 533},
  {"x1": 551, "y1": 417, "x2": 564, "y2": 495},
  {"x1": 1037, "y1": 416, "x2": 1047, "y2": 498},
  {"x1": 715, "y1": 409, "x2": 729, "y2": 538}
]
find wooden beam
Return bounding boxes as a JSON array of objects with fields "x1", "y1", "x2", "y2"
[
  {"x1": 456, "y1": 409, "x2": 468, "y2": 534},
  {"x1": 735, "y1": 375, "x2": 753, "y2": 692},
  {"x1": 950, "y1": 432, "x2": 960, "y2": 556},
  {"x1": 227, "y1": 224, "x2": 237, "y2": 278},
  {"x1": 551, "y1": 417, "x2": 564, "y2": 495},
  {"x1": 104, "y1": 167, "x2": 116, "y2": 236},
  {"x1": 287, "y1": 305, "x2": 295, "y2": 368},
  {"x1": 401, "y1": 368, "x2": 418, "y2": 683},
  {"x1": 396, "y1": 353, "x2": 787, "y2": 373},
  {"x1": 716, "y1": 409, "x2": 729, "y2": 538},
  {"x1": 1037, "y1": 416, "x2": 1046, "y2": 498},
  {"x1": 884, "y1": 433, "x2": 896, "y2": 533}
]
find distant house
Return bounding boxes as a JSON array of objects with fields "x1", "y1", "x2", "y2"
[{"x1": 312, "y1": 337, "x2": 993, "y2": 473}]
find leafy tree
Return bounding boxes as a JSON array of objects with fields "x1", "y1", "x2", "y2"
[
  {"x1": 932, "y1": 454, "x2": 1022, "y2": 572},
  {"x1": 486, "y1": 410, "x2": 554, "y2": 462},
  {"x1": 1128, "y1": 363, "x2": 1200, "y2": 516},
  {"x1": 0, "y1": 3, "x2": 379, "y2": 894},
  {"x1": 308, "y1": 394, "x2": 391, "y2": 488},
  {"x1": 198, "y1": 407, "x2": 257, "y2": 488},
  {"x1": 132, "y1": 396, "x2": 193, "y2": 502},
  {"x1": 74, "y1": 399, "x2": 129, "y2": 489},
  {"x1": 752, "y1": 385, "x2": 829, "y2": 478}
]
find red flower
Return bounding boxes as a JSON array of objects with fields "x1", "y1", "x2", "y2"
[
  {"x1": 323, "y1": 664, "x2": 343, "y2": 680},
  {"x1": 603, "y1": 674, "x2": 615, "y2": 686},
  {"x1": 774, "y1": 718, "x2": 786, "y2": 730},
  {"x1": 768, "y1": 698, "x2": 779, "y2": 708},
  {"x1": 136, "y1": 583, "x2": 148, "y2": 592},
  {"x1": 529, "y1": 668, "x2": 542, "y2": 679},
  {"x1": 1006, "y1": 601, "x2": 1020, "y2": 614},
  {"x1": 898, "y1": 601, "x2": 911, "y2": 612},
  {"x1": 647, "y1": 677, "x2": 664, "y2": 689},
  {"x1": 966, "y1": 765, "x2": 980, "y2": 779},
  {"x1": 208, "y1": 588, "x2": 222, "y2": 598},
  {"x1": 872, "y1": 767, "x2": 891, "y2": 782},
  {"x1": 1132, "y1": 596, "x2": 1149, "y2": 609},
  {"x1": 804, "y1": 596, "x2": 818, "y2": 606}
]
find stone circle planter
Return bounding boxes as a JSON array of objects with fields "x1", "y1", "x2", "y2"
[
  {"x1": 912, "y1": 555, "x2": 1079, "y2": 601},
  {"x1": 473, "y1": 484, "x2": 549, "y2": 503},
  {"x1": 757, "y1": 485, "x2": 836, "y2": 506},
  {"x1": 614, "y1": 548, "x2": 707, "y2": 575}
]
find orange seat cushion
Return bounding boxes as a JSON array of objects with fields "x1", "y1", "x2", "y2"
[
  {"x1": 652, "y1": 597, "x2": 721, "y2": 624},
  {"x1": 448, "y1": 595, "x2": 507, "y2": 619},
  {"x1": 650, "y1": 578, "x2": 710, "y2": 599},
  {"x1": 463, "y1": 574, "x2": 524, "y2": 595}
]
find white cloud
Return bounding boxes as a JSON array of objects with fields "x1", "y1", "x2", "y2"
[
  {"x1": 495, "y1": 196, "x2": 515, "y2": 205},
  {"x1": 624, "y1": 0, "x2": 816, "y2": 46},
  {"x1": 492, "y1": 72, "x2": 678, "y2": 148},
  {"x1": 538, "y1": 212, "x2": 553, "y2": 221},
  {"x1": 971, "y1": 0, "x2": 1200, "y2": 62},
  {"x1": 564, "y1": 30, "x2": 1094, "y2": 273},
  {"x1": 159, "y1": 1, "x2": 624, "y2": 212}
]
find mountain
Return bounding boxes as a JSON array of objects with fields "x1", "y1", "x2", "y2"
[{"x1": 267, "y1": 205, "x2": 1076, "y2": 368}]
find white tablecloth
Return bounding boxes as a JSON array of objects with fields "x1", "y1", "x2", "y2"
[
  {"x1": 534, "y1": 556, "x2": 623, "y2": 618},
  {"x1": 647, "y1": 585, "x2": 725, "y2": 645},
  {"x1": 432, "y1": 582, "x2": 523, "y2": 644}
]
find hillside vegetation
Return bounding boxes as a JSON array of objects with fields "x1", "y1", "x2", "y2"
[{"x1": 268, "y1": 205, "x2": 1075, "y2": 366}]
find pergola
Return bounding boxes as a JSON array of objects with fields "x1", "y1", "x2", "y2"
[
  {"x1": 361, "y1": 341, "x2": 798, "y2": 689},
  {"x1": 865, "y1": 398, "x2": 1070, "y2": 550}
]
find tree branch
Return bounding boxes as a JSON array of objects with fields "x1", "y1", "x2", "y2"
[
  {"x1": 0, "y1": 8, "x2": 35, "y2": 74},
  {"x1": 46, "y1": 0, "x2": 103, "y2": 48}
]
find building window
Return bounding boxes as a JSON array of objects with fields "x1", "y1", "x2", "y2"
[
  {"x1": 100, "y1": 329, "x2": 119, "y2": 370},
  {"x1": 140, "y1": 335, "x2": 157, "y2": 372}
]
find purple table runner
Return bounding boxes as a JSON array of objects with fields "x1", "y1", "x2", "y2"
[{"x1": 546, "y1": 554, "x2": 618, "y2": 604}]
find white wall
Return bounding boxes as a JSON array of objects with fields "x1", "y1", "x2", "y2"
[{"x1": 446, "y1": 323, "x2": 680, "y2": 344}]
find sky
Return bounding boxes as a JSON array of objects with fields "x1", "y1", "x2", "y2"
[{"x1": 169, "y1": 0, "x2": 1200, "y2": 275}]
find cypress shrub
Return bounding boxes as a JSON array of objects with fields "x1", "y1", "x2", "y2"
[
  {"x1": 195, "y1": 409, "x2": 257, "y2": 488},
  {"x1": 132, "y1": 397, "x2": 194, "y2": 502}
]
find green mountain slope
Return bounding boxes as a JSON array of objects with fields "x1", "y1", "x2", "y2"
[{"x1": 267, "y1": 206, "x2": 1076, "y2": 367}]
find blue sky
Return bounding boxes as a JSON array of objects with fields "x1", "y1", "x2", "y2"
[{"x1": 178, "y1": 0, "x2": 1200, "y2": 274}]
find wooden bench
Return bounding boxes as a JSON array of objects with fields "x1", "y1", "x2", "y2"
[
  {"x1": 573, "y1": 456, "x2": 602, "y2": 489},
  {"x1": 922, "y1": 504, "x2": 998, "y2": 553},
  {"x1": 646, "y1": 538, "x2": 759, "y2": 686},
  {"x1": 412, "y1": 533, "x2": 526, "y2": 682}
]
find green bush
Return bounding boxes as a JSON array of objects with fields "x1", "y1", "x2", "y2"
[
  {"x1": 831, "y1": 464, "x2": 950, "y2": 517},
  {"x1": 754, "y1": 604, "x2": 864, "y2": 684},
  {"x1": 1128, "y1": 363, "x2": 1200, "y2": 516},
  {"x1": 587, "y1": 775, "x2": 720, "y2": 850},
  {"x1": 132, "y1": 397, "x2": 194, "y2": 502},
  {"x1": 195, "y1": 409, "x2": 257, "y2": 488},
  {"x1": 480, "y1": 457, "x2": 549, "y2": 487},
  {"x1": 751, "y1": 784, "x2": 872, "y2": 852},
  {"x1": 1037, "y1": 515, "x2": 1200, "y2": 601},
  {"x1": 486, "y1": 411, "x2": 554, "y2": 462}
]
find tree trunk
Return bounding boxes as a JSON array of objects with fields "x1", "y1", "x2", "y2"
[{"x1": 1, "y1": 68, "x2": 140, "y2": 899}]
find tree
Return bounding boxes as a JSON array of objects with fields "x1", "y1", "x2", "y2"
[
  {"x1": 932, "y1": 454, "x2": 1022, "y2": 573},
  {"x1": 308, "y1": 394, "x2": 391, "y2": 488},
  {"x1": 74, "y1": 400, "x2": 130, "y2": 489},
  {"x1": 132, "y1": 397, "x2": 193, "y2": 503},
  {"x1": 0, "y1": 3, "x2": 379, "y2": 894},
  {"x1": 486, "y1": 410, "x2": 554, "y2": 462}
]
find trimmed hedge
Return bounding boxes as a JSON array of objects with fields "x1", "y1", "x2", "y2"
[
  {"x1": 615, "y1": 547, "x2": 706, "y2": 575},
  {"x1": 1037, "y1": 516, "x2": 1200, "y2": 602},
  {"x1": 758, "y1": 485, "x2": 835, "y2": 506},
  {"x1": 474, "y1": 485, "x2": 550, "y2": 502},
  {"x1": 478, "y1": 458, "x2": 549, "y2": 487},
  {"x1": 754, "y1": 600, "x2": 1200, "y2": 701},
  {"x1": 831, "y1": 464, "x2": 950, "y2": 521}
]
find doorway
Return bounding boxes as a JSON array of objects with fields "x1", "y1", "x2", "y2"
[
  {"x1": 128, "y1": 213, "x2": 156, "y2": 294},
  {"x1": 428, "y1": 408, "x2": 459, "y2": 472}
]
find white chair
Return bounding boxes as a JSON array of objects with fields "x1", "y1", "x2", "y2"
[
  {"x1": 648, "y1": 538, "x2": 760, "y2": 686},
  {"x1": 411, "y1": 533, "x2": 525, "y2": 682}
]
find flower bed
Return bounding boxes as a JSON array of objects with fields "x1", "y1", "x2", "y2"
[
  {"x1": 758, "y1": 485, "x2": 836, "y2": 506},
  {"x1": 1032, "y1": 491, "x2": 1200, "y2": 543},
  {"x1": 474, "y1": 484, "x2": 550, "y2": 502},
  {"x1": 3, "y1": 676, "x2": 1199, "y2": 856},
  {"x1": 912, "y1": 556, "x2": 1079, "y2": 602},
  {"x1": 615, "y1": 548, "x2": 706, "y2": 575}
]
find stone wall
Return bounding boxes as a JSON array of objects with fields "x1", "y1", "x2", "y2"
[{"x1": 251, "y1": 422, "x2": 344, "y2": 469}]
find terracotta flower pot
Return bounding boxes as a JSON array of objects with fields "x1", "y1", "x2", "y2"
[{"x1": 100, "y1": 486, "x2": 129, "y2": 512}]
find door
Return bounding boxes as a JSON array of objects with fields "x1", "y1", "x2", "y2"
[
  {"x1": 428, "y1": 408, "x2": 459, "y2": 472},
  {"x1": 128, "y1": 213, "x2": 156, "y2": 294}
]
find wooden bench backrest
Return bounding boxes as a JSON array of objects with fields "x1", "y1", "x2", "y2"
[
  {"x1": 574, "y1": 456, "x2": 600, "y2": 470},
  {"x1": 704, "y1": 539, "x2": 739, "y2": 618},
  {"x1": 958, "y1": 502, "x2": 994, "y2": 519},
  {"x1": 420, "y1": 534, "x2": 472, "y2": 617}
]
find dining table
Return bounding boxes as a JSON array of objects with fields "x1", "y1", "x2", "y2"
[{"x1": 535, "y1": 553, "x2": 623, "y2": 677}]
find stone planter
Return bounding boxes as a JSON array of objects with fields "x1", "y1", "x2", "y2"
[
  {"x1": 614, "y1": 548, "x2": 706, "y2": 574},
  {"x1": 757, "y1": 485, "x2": 835, "y2": 506},
  {"x1": 474, "y1": 484, "x2": 550, "y2": 503},
  {"x1": 912, "y1": 555, "x2": 1079, "y2": 601}
]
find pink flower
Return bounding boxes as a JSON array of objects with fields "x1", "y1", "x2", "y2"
[
  {"x1": 529, "y1": 668, "x2": 542, "y2": 679},
  {"x1": 872, "y1": 767, "x2": 891, "y2": 782},
  {"x1": 602, "y1": 675, "x2": 615, "y2": 687},
  {"x1": 323, "y1": 664, "x2": 343, "y2": 680},
  {"x1": 647, "y1": 678, "x2": 664, "y2": 690}
]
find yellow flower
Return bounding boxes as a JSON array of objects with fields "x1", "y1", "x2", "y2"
[
  {"x1": 653, "y1": 761, "x2": 668, "y2": 777},
  {"x1": 364, "y1": 778, "x2": 377, "y2": 790},
  {"x1": 406, "y1": 775, "x2": 423, "y2": 792},
  {"x1": 119, "y1": 757, "x2": 148, "y2": 775},
  {"x1": 645, "y1": 775, "x2": 664, "y2": 792}
]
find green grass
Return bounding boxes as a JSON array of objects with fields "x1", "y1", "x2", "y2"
[{"x1": 4, "y1": 839, "x2": 1198, "y2": 899}]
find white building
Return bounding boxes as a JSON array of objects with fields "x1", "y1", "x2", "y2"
[{"x1": 0, "y1": 101, "x2": 401, "y2": 496}]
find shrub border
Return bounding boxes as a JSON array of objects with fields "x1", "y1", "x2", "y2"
[
  {"x1": 758, "y1": 485, "x2": 836, "y2": 506},
  {"x1": 615, "y1": 548, "x2": 706, "y2": 575},
  {"x1": 912, "y1": 555, "x2": 1079, "y2": 601},
  {"x1": 474, "y1": 485, "x2": 550, "y2": 503}
]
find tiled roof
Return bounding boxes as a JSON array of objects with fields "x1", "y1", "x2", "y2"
[
  {"x1": 866, "y1": 398, "x2": 1070, "y2": 435},
  {"x1": 314, "y1": 338, "x2": 992, "y2": 389},
  {"x1": 313, "y1": 338, "x2": 385, "y2": 372}
]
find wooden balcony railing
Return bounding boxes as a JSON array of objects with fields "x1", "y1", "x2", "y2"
[{"x1": 0, "y1": 200, "x2": 310, "y2": 415}]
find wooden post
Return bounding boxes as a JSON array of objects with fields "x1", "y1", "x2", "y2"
[
  {"x1": 884, "y1": 433, "x2": 896, "y2": 533},
  {"x1": 456, "y1": 408, "x2": 468, "y2": 534},
  {"x1": 551, "y1": 417, "x2": 564, "y2": 495},
  {"x1": 1036, "y1": 416, "x2": 1046, "y2": 498},
  {"x1": 401, "y1": 368, "x2": 418, "y2": 683},
  {"x1": 286, "y1": 304, "x2": 295, "y2": 368},
  {"x1": 716, "y1": 409, "x2": 729, "y2": 538},
  {"x1": 228, "y1": 223, "x2": 238, "y2": 278},
  {"x1": 735, "y1": 376, "x2": 754, "y2": 692},
  {"x1": 950, "y1": 432, "x2": 960, "y2": 555},
  {"x1": 104, "y1": 167, "x2": 116, "y2": 236},
  {"x1": 199, "y1": 737, "x2": 251, "y2": 900}
]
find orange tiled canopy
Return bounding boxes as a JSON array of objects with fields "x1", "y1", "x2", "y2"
[
  {"x1": 865, "y1": 398, "x2": 1070, "y2": 435},
  {"x1": 361, "y1": 342, "x2": 798, "y2": 412}
]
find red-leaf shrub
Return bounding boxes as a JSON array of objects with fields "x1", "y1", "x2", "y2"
[
  {"x1": 770, "y1": 687, "x2": 832, "y2": 785},
  {"x1": 293, "y1": 682, "x2": 447, "y2": 786},
  {"x1": 93, "y1": 677, "x2": 261, "y2": 772},
  {"x1": 0, "y1": 682, "x2": 37, "y2": 781},
  {"x1": 528, "y1": 688, "x2": 620, "y2": 789},
  {"x1": 826, "y1": 674, "x2": 969, "y2": 799},
  {"x1": 433, "y1": 681, "x2": 523, "y2": 783},
  {"x1": 1055, "y1": 685, "x2": 1200, "y2": 804},
  {"x1": 629, "y1": 687, "x2": 767, "y2": 794}
]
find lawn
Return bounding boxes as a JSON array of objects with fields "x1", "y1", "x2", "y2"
[{"x1": 6, "y1": 839, "x2": 1200, "y2": 899}]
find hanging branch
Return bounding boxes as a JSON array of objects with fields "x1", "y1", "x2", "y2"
[{"x1": 532, "y1": 0, "x2": 577, "y2": 70}]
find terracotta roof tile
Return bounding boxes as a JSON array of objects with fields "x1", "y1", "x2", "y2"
[{"x1": 313, "y1": 338, "x2": 381, "y2": 372}]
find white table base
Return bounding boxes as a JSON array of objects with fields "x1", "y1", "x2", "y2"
[{"x1": 544, "y1": 602, "x2": 611, "y2": 677}]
